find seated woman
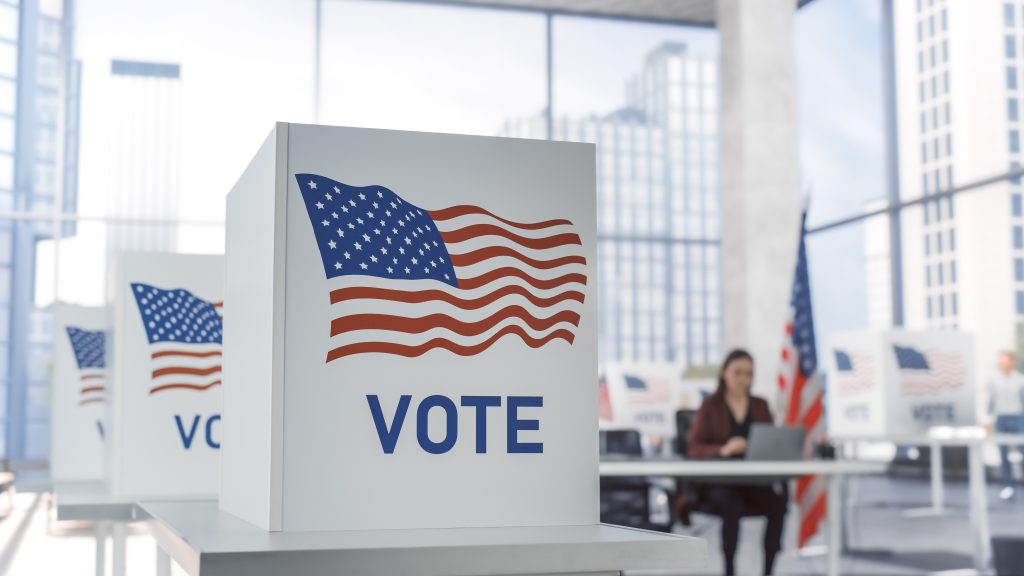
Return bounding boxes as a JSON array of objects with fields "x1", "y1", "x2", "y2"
[{"x1": 687, "y1": 349, "x2": 788, "y2": 576}]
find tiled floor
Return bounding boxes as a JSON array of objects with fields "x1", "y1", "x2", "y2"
[{"x1": 0, "y1": 474, "x2": 1022, "y2": 575}]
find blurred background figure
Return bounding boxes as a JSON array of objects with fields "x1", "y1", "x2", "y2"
[
  {"x1": 989, "y1": 350, "x2": 1024, "y2": 501},
  {"x1": 687, "y1": 350, "x2": 787, "y2": 576}
]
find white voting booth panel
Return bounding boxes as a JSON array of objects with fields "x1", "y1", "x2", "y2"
[
  {"x1": 826, "y1": 330, "x2": 975, "y2": 439},
  {"x1": 51, "y1": 303, "x2": 108, "y2": 482},
  {"x1": 222, "y1": 123, "x2": 597, "y2": 532},
  {"x1": 108, "y1": 252, "x2": 224, "y2": 497},
  {"x1": 598, "y1": 363, "x2": 712, "y2": 439}
]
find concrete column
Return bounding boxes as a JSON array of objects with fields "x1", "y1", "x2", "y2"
[{"x1": 717, "y1": 0, "x2": 802, "y2": 398}]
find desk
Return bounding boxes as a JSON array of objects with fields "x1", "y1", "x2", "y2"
[
  {"x1": 837, "y1": 430, "x2": 1024, "y2": 572},
  {"x1": 599, "y1": 458, "x2": 886, "y2": 576},
  {"x1": 54, "y1": 481, "x2": 137, "y2": 576},
  {"x1": 140, "y1": 500, "x2": 706, "y2": 576},
  {"x1": 53, "y1": 482, "x2": 214, "y2": 576}
]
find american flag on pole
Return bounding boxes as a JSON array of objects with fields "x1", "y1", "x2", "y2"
[
  {"x1": 777, "y1": 210, "x2": 826, "y2": 549},
  {"x1": 130, "y1": 283, "x2": 223, "y2": 395},
  {"x1": 67, "y1": 327, "x2": 106, "y2": 406},
  {"x1": 295, "y1": 173, "x2": 587, "y2": 361},
  {"x1": 892, "y1": 344, "x2": 966, "y2": 395}
]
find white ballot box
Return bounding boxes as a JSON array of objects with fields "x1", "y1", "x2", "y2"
[
  {"x1": 221, "y1": 123, "x2": 597, "y2": 532},
  {"x1": 51, "y1": 303, "x2": 108, "y2": 482},
  {"x1": 108, "y1": 252, "x2": 224, "y2": 497},
  {"x1": 826, "y1": 330, "x2": 975, "y2": 439}
]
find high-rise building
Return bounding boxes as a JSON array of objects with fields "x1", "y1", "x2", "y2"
[
  {"x1": 863, "y1": 199, "x2": 893, "y2": 331},
  {"x1": 2, "y1": 0, "x2": 81, "y2": 460},
  {"x1": 891, "y1": 0, "x2": 1020, "y2": 387},
  {"x1": 105, "y1": 59, "x2": 182, "y2": 257},
  {"x1": 501, "y1": 43, "x2": 721, "y2": 367}
]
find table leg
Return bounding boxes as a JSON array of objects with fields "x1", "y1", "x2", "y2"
[
  {"x1": 827, "y1": 474, "x2": 842, "y2": 576},
  {"x1": 95, "y1": 521, "x2": 110, "y2": 576},
  {"x1": 930, "y1": 439, "x2": 945, "y2": 513},
  {"x1": 112, "y1": 522, "x2": 127, "y2": 576},
  {"x1": 967, "y1": 441, "x2": 990, "y2": 572},
  {"x1": 156, "y1": 542, "x2": 171, "y2": 576}
]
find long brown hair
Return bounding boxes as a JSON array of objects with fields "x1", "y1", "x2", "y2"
[{"x1": 715, "y1": 348, "x2": 754, "y2": 397}]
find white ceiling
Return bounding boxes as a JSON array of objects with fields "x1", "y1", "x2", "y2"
[{"x1": 378, "y1": 0, "x2": 815, "y2": 27}]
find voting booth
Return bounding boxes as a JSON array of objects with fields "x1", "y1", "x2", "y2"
[
  {"x1": 50, "y1": 303, "x2": 108, "y2": 482},
  {"x1": 221, "y1": 123, "x2": 597, "y2": 532},
  {"x1": 825, "y1": 330, "x2": 975, "y2": 439},
  {"x1": 108, "y1": 252, "x2": 224, "y2": 497},
  {"x1": 598, "y1": 363, "x2": 712, "y2": 440}
]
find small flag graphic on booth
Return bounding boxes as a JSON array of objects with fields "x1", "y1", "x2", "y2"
[
  {"x1": 623, "y1": 374, "x2": 670, "y2": 405},
  {"x1": 67, "y1": 327, "x2": 106, "y2": 406},
  {"x1": 130, "y1": 283, "x2": 223, "y2": 395},
  {"x1": 833, "y1": 349, "x2": 875, "y2": 395},
  {"x1": 295, "y1": 173, "x2": 588, "y2": 362},
  {"x1": 892, "y1": 344, "x2": 966, "y2": 395}
]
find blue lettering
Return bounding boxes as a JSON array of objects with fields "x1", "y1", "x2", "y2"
[
  {"x1": 205, "y1": 414, "x2": 222, "y2": 449},
  {"x1": 416, "y1": 395, "x2": 458, "y2": 454},
  {"x1": 174, "y1": 415, "x2": 201, "y2": 450},
  {"x1": 367, "y1": 395, "x2": 412, "y2": 454},
  {"x1": 96, "y1": 420, "x2": 105, "y2": 440},
  {"x1": 460, "y1": 396, "x2": 501, "y2": 453},
  {"x1": 507, "y1": 396, "x2": 543, "y2": 454}
]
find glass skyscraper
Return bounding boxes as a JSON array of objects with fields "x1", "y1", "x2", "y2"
[
  {"x1": 1, "y1": 0, "x2": 80, "y2": 460},
  {"x1": 501, "y1": 42, "x2": 721, "y2": 367}
]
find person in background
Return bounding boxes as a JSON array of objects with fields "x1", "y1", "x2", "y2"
[
  {"x1": 688, "y1": 349, "x2": 788, "y2": 576},
  {"x1": 988, "y1": 350, "x2": 1024, "y2": 501}
]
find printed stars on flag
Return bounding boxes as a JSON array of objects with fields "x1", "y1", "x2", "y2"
[
  {"x1": 334, "y1": 262, "x2": 342, "y2": 270},
  {"x1": 308, "y1": 180, "x2": 317, "y2": 189},
  {"x1": 297, "y1": 174, "x2": 460, "y2": 287}
]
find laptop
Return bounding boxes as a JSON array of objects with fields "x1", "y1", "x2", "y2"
[{"x1": 746, "y1": 424, "x2": 806, "y2": 461}]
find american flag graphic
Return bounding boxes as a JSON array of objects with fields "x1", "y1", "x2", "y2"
[
  {"x1": 623, "y1": 374, "x2": 670, "y2": 405},
  {"x1": 893, "y1": 344, "x2": 966, "y2": 396},
  {"x1": 833, "y1": 349, "x2": 876, "y2": 396},
  {"x1": 130, "y1": 283, "x2": 223, "y2": 395},
  {"x1": 777, "y1": 210, "x2": 826, "y2": 549},
  {"x1": 295, "y1": 174, "x2": 587, "y2": 361},
  {"x1": 67, "y1": 327, "x2": 106, "y2": 406},
  {"x1": 598, "y1": 374, "x2": 614, "y2": 422}
]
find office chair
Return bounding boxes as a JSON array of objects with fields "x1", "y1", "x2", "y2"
[
  {"x1": 599, "y1": 429, "x2": 672, "y2": 532},
  {"x1": 673, "y1": 409, "x2": 784, "y2": 535}
]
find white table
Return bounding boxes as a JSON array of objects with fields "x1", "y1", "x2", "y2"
[
  {"x1": 836, "y1": 430, "x2": 1024, "y2": 572},
  {"x1": 139, "y1": 500, "x2": 706, "y2": 576},
  {"x1": 54, "y1": 482, "x2": 138, "y2": 576},
  {"x1": 53, "y1": 482, "x2": 214, "y2": 576},
  {"x1": 599, "y1": 458, "x2": 886, "y2": 576}
]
